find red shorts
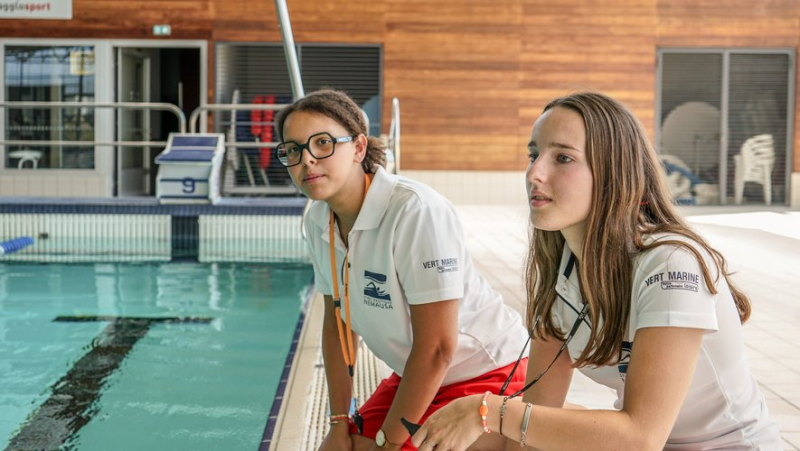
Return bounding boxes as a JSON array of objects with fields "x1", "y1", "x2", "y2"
[{"x1": 348, "y1": 358, "x2": 527, "y2": 450}]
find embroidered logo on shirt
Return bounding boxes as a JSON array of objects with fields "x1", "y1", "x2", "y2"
[
  {"x1": 364, "y1": 270, "x2": 393, "y2": 309},
  {"x1": 618, "y1": 341, "x2": 633, "y2": 382},
  {"x1": 421, "y1": 257, "x2": 459, "y2": 273},
  {"x1": 644, "y1": 271, "x2": 699, "y2": 292}
]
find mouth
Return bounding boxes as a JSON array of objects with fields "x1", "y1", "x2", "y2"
[
  {"x1": 303, "y1": 173, "x2": 325, "y2": 183},
  {"x1": 530, "y1": 192, "x2": 552, "y2": 207}
]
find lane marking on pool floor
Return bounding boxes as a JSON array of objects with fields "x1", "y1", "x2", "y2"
[{"x1": 6, "y1": 316, "x2": 213, "y2": 450}]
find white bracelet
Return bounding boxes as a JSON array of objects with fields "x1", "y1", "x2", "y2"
[{"x1": 520, "y1": 403, "x2": 533, "y2": 448}]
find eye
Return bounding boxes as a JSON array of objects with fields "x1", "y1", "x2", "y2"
[
  {"x1": 556, "y1": 154, "x2": 574, "y2": 164},
  {"x1": 528, "y1": 151, "x2": 539, "y2": 162},
  {"x1": 315, "y1": 136, "x2": 333, "y2": 146},
  {"x1": 285, "y1": 144, "x2": 301, "y2": 155}
]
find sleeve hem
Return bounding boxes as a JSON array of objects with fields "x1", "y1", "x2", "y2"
[
  {"x1": 636, "y1": 312, "x2": 719, "y2": 333},
  {"x1": 405, "y1": 287, "x2": 464, "y2": 305}
]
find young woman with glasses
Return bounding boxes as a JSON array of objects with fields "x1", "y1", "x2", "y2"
[
  {"x1": 275, "y1": 89, "x2": 530, "y2": 451},
  {"x1": 410, "y1": 92, "x2": 781, "y2": 450}
]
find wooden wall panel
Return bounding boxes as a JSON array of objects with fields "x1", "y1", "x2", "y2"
[
  {"x1": 382, "y1": 0, "x2": 524, "y2": 170},
  {"x1": 519, "y1": 0, "x2": 657, "y2": 154},
  {"x1": 1, "y1": 0, "x2": 799, "y2": 171}
]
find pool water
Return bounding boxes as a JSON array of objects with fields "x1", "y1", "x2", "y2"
[{"x1": 0, "y1": 262, "x2": 313, "y2": 450}]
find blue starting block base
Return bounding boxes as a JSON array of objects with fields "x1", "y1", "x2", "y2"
[{"x1": 155, "y1": 133, "x2": 225, "y2": 204}]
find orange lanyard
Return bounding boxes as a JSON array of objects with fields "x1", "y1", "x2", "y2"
[{"x1": 328, "y1": 173, "x2": 371, "y2": 376}]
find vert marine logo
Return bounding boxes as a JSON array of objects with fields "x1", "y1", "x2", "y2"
[
  {"x1": 644, "y1": 271, "x2": 700, "y2": 292},
  {"x1": 422, "y1": 257, "x2": 459, "y2": 273}
]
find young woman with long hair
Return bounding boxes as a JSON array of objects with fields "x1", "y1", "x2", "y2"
[{"x1": 410, "y1": 92, "x2": 781, "y2": 450}]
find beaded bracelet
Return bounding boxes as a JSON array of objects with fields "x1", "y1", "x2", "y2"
[
  {"x1": 479, "y1": 391, "x2": 492, "y2": 433},
  {"x1": 499, "y1": 396, "x2": 509, "y2": 435},
  {"x1": 520, "y1": 403, "x2": 533, "y2": 448}
]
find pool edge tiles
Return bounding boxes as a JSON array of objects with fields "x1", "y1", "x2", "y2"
[
  {"x1": 0, "y1": 213, "x2": 172, "y2": 262},
  {"x1": 198, "y1": 215, "x2": 306, "y2": 263},
  {"x1": 258, "y1": 284, "x2": 314, "y2": 451},
  {"x1": 0, "y1": 197, "x2": 309, "y2": 263}
]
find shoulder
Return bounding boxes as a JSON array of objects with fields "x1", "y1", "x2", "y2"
[
  {"x1": 303, "y1": 200, "x2": 328, "y2": 235},
  {"x1": 370, "y1": 166, "x2": 455, "y2": 212},
  {"x1": 633, "y1": 233, "x2": 720, "y2": 291},
  {"x1": 637, "y1": 233, "x2": 713, "y2": 265},
  {"x1": 389, "y1": 174, "x2": 456, "y2": 215}
]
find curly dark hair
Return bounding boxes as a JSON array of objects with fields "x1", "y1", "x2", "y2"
[{"x1": 275, "y1": 89, "x2": 386, "y2": 172}]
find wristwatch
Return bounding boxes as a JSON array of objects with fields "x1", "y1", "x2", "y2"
[{"x1": 375, "y1": 429, "x2": 390, "y2": 448}]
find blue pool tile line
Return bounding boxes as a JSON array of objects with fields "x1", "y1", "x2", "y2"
[
  {"x1": 0, "y1": 197, "x2": 306, "y2": 216},
  {"x1": 259, "y1": 286, "x2": 313, "y2": 450}
]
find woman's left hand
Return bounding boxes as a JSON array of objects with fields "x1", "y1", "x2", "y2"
[{"x1": 410, "y1": 394, "x2": 484, "y2": 451}]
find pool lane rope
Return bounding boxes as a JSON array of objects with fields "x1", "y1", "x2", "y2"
[{"x1": 0, "y1": 236, "x2": 34, "y2": 254}]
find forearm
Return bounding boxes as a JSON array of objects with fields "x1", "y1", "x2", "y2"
[
  {"x1": 487, "y1": 396, "x2": 657, "y2": 451},
  {"x1": 381, "y1": 345, "x2": 452, "y2": 445},
  {"x1": 322, "y1": 322, "x2": 356, "y2": 416}
]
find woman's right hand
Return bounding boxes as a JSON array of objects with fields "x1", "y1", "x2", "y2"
[{"x1": 318, "y1": 423, "x2": 353, "y2": 451}]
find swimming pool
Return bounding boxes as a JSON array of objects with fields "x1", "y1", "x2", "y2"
[{"x1": 0, "y1": 261, "x2": 313, "y2": 450}]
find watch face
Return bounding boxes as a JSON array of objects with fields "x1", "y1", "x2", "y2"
[{"x1": 375, "y1": 429, "x2": 386, "y2": 447}]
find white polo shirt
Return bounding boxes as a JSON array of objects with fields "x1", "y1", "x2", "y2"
[
  {"x1": 552, "y1": 236, "x2": 781, "y2": 449},
  {"x1": 304, "y1": 167, "x2": 528, "y2": 385}
]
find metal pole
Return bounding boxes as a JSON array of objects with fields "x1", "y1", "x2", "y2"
[{"x1": 274, "y1": 0, "x2": 305, "y2": 101}]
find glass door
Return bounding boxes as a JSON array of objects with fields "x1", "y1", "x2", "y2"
[{"x1": 116, "y1": 48, "x2": 151, "y2": 196}]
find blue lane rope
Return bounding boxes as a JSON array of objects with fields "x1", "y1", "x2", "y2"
[{"x1": 0, "y1": 236, "x2": 34, "y2": 255}]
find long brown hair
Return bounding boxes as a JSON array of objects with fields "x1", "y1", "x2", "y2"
[
  {"x1": 525, "y1": 92, "x2": 751, "y2": 367},
  {"x1": 275, "y1": 89, "x2": 386, "y2": 172}
]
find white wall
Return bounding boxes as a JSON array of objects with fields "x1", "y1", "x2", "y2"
[{"x1": 399, "y1": 170, "x2": 528, "y2": 206}]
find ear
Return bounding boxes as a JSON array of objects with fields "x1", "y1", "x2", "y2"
[{"x1": 353, "y1": 134, "x2": 368, "y2": 163}]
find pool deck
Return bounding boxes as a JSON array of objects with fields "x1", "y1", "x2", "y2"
[{"x1": 275, "y1": 204, "x2": 800, "y2": 450}]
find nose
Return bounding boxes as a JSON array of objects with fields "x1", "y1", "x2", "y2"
[
  {"x1": 526, "y1": 158, "x2": 546, "y2": 185},
  {"x1": 299, "y1": 145, "x2": 317, "y2": 166}
]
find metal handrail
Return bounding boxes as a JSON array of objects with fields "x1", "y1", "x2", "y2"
[
  {"x1": 189, "y1": 103, "x2": 286, "y2": 134},
  {"x1": 0, "y1": 139, "x2": 168, "y2": 148},
  {"x1": 389, "y1": 97, "x2": 401, "y2": 173},
  {"x1": 0, "y1": 101, "x2": 187, "y2": 133}
]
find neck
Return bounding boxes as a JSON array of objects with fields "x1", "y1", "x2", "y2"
[
  {"x1": 329, "y1": 172, "x2": 368, "y2": 241},
  {"x1": 561, "y1": 227, "x2": 585, "y2": 262}
]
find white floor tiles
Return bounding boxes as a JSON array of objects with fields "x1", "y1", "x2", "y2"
[
  {"x1": 275, "y1": 205, "x2": 800, "y2": 450},
  {"x1": 458, "y1": 205, "x2": 800, "y2": 450}
]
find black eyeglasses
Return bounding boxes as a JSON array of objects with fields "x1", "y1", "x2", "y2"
[{"x1": 275, "y1": 132, "x2": 354, "y2": 167}]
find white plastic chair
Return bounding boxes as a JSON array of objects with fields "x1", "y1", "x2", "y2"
[
  {"x1": 734, "y1": 134, "x2": 774, "y2": 205},
  {"x1": 8, "y1": 149, "x2": 42, "y2": 168}
]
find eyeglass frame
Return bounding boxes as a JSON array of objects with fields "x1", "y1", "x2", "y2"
[{"x1": 275, "y1": 132, "x2": 355, "y2": 167}]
